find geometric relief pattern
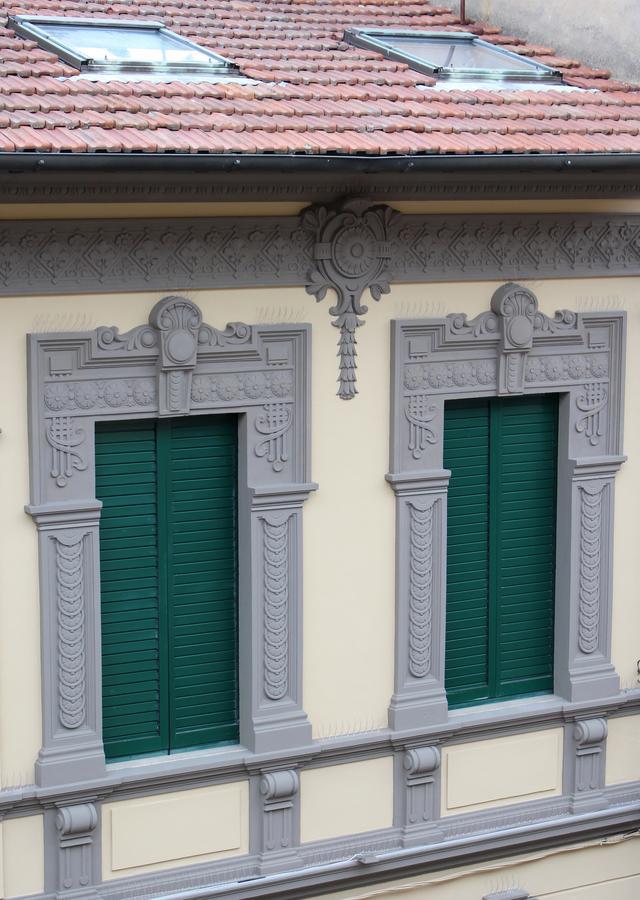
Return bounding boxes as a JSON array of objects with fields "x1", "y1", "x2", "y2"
[
  {"x1": 408, "y1": 503, "x2": 434, "y2": 679},
  {"x1": 47, "y1": 416, "x2": 87, "y2": 488},
  {"x1": 575, "y1": 383, "x2": 609, "y2": 447},
  {"x1": 255, "y1": 403, "x2": 293, "y2": 473},
  {"x1": 263, "y1": 517, "x2": 290, "y2": 701},
  {"x1": 55, "y1": 535, "x2": 86, "y2": 729},
  {"x1": 578, "y1": 487, "x2": 604, "y2": 655},
  {"x1": 405, "y1": 395, "x2": 437, "y2": 461}
]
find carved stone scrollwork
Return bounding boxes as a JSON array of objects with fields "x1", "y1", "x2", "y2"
[
  {"x1": 578, "y1": 486, "x2": 604, "y2": 655},
  {"x1": 408, "y1": 503, "x2": 434, "y2": 679},
  {"x1": 303, "y1": 199, "x2": 398, "y2": 400},
  {"x1": 399, "y1": 745, "x2": 442, "y2": 846},
  {"x1": 569, "y1": 717, "x2": 608, "y2": 811},
  {"x1": 149, "y1": 295, "x2": 202, "y2": 416},
  {"x1": 263, "y1": 516, "x2": 290, "y2": 702},
  {"x1": 55, "y1": 534, "x2": 86, "y2": 730},
  {"x1": 257, "y1": 769, "x2": 300, "y2": 871},
  {"x1": 490, "y1": 282, "x2": 537, "y2": 394}
]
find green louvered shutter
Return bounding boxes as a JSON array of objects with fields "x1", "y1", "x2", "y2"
[
  {"x1": 96, "y1": 415, "x2": 238, "y2": 761},
  {"x1": 492, "y1": 395, "x2": 557, "y2": 699},
  {"x1": 161, "y1": 416, "x2": 239, "y2": 750},
  {"x1": 443, "y1": 399, "x2": 491, "y2": 707},
  {"x1": 96, "y1": 421, "x2": 165, "y2": 760},
  {"x1": 444, "y1": 395, "x2": 557, "y2": 707}
]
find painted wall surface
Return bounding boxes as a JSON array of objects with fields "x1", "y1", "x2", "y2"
[
  {"x1": 606, "y1": 715, "x2": 640, "y2": 786},
  {"x1": 319, "y1": 835, "x2": 640, "y2": 899},
  {"x1": 466, "y1": 0, "x2": 640, "y2": 84},
  {"x1": 441, "y1": 729, "x2": 563, "y2": 816},
  {"x1": 1, "y1": 815, "x2": 44, "y2": 898},
  {"x1": 101, "y1": 781, "x2": 249, "y2": 879},
  {"x1": 300, "y1": 757, "x2": 394, "y2": 843},
  {"x1": 1, "y1": 276, "x2": 639, "y2": 784}
]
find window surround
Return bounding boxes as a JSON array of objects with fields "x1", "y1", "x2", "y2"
[
  {"x1": 26, "y1": 295, "x2": 315, "y2": 789},
  {"x1": 387, "y1": 284, "x2": 626, "y2": 732}
]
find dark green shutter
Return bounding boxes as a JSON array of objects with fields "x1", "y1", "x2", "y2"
[
  {"x1": 444, "y1": 395, "x2": 557, "y2": 708},
  {"x1": 443, "y1": 400, "x2": 491, "y2": 707},
  {"x1": 96, "y1": 421, "x2": 165, "y2": 760},
  {"x1": 96, "y1": 415, "x2": 238, "y2": 761},
  {"x1": 161, "y1": 417, "x2": 239, "y2": 750}
]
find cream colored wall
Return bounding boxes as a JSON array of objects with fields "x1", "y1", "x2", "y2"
[
  {"x1": 1, "y1": 277, "x2": 639, "y2": 783},
  {"x1": 101, "y1": 781, "x2": 249, "y2": 880},
  {"x1": 441, "y1": 729, "x2": 563, "y2": 816},
  {"x1": 1, "y1": 815, "x2": 44, "y2": 898},
  {"x1": 300, "y1": 757, "x2": 394, "y2": 844},
  {"x1": 606, "y1": 715, "x2": 640, "y2": 786},
  {"x1": 319, "y1": 835, "x2": 640, "y2": 899}
]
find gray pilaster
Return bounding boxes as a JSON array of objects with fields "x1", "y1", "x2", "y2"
[
  {"x1": 394, "y1": 745, "x2": 443, "y2": 847},
  {"x1": 387, "y1": 471, "x2": 449, "y2": 732}
]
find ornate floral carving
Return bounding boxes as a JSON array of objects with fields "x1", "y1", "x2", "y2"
[
  {"x1": 55, "y1": 535, "x2": 86, "y2": 729},
  {"x1": 525, "y1": 354, "x2": 608, "y2": 385},
  {"x1": 190, "y1": 371, "x2": 293, "y2": 405},
  {"x1": 96, "y1": 319, "x2": 252, "y2": 355},
  {"x1": 447, "y1": 310, "x2": 499, "y2": 339},
  {"x1": 255, "y1": 403, "x2": 293, "y2": 473},
  {"x1": 404, "y1": 360, "x2": 496, "y2": 393},
  {"x1": 405, "y1": 396, "x2": 437, "y2": 461},
  {"x1": 578, "y1": 486, "x2": 604, "y2": 655},
  {"x1": 44, "y1": 379, "x2": 157, "y2": 413},
  {"x1": 263, "y1": 517, "x2": 290, "y2": 701},
  {"x1": 303, "y1": 200, "x2": 398, "y2": 399},
  {"x1": 408, "y1": 503, "x2": 434, "y2": 679},
  {"x1": 47, "y1": 416, "x2": 87, "y2": 487},
  {"x1": 576, "y1": 383, "x2": 608, "y2": 447}
]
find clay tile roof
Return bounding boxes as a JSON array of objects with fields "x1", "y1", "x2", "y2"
[{"x1": 0, "y1": 0, "x2": 637, "y2": 156}]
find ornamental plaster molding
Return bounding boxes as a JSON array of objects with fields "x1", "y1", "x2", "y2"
[
  {"x1": 27, "y1": 296, "x2": 314, "y2": 787},
  {"x1": 5, "y1": 207, "x2": 640, "y2": 401},
  {"x1": 389, "y1": 287, "x2": 626, "y2": 729}
]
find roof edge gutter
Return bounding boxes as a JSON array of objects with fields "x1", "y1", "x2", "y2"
[{"x1": 0, "y1": 152, "x2": 640, "y2": 177}]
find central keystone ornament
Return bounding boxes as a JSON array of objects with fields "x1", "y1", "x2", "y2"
[{"x1": 303, "y1": 199, "x2": 397, "y2": 399}]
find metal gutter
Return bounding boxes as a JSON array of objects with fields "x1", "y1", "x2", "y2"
[{"x1": 1, "y1": 151, "x2": 640, "y2": 177}]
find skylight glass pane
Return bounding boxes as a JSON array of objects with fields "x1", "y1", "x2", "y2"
[
  {"x1": 41, "y1": 23, "x2": 215, "y2": 67},
  {"x1": 381, "y1": 36, "x2": 542, "y2": 74}
]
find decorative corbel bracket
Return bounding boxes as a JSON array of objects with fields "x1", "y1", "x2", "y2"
[{"x1": 303, "y1": 199, "x2": 398, "y2": 399}]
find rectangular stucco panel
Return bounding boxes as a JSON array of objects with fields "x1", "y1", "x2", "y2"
[
  {"x1": 300, "y1": 757, "x2": 393, "y2": 843},
  {"x1": 442, "y1": 729, "x2": 564, "y2": 815},
  {"x1": 102, "y1": 781, "x2": 248, "y2": 879},
  {"x1": 319, "y1": 835, "x2": 640, "y2": 899},
  {"x1": 2, "y1": 815, "x2": 44, "y2": 898},
  {"x1": 0, "y1": 279, "x2": 639, "y2": 775},
  {"x1": 606, "y1": 715, "x2": 640, "y2": 785}
]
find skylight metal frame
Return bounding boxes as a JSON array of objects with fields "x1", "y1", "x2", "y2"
[
  {"x1": 344, "y1": 28, "x2": 562, "y2": 84},
  {"x1": 10, "y1": 15, "x2": 237, "y2": 75}
]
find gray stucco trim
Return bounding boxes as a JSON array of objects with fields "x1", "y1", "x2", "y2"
[
  {"x1": 25, "y1": 781, "x2": 640, "y2": 900},
  {"x1": 26, "y1": 297, "x2": 314, "y2": 801},
  {"x1": 3, "y1": 206, "x2": 640, "y2": 399},
  {"x1": 388, "y1": 287, "x2": 626, "y2": 732}
]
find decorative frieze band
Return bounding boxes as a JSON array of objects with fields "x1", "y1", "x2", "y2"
[{"x1": 7, "y1": 206, "x2": 640, "y2": 399}]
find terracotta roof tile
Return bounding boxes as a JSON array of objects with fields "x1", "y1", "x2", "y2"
[{"x1": 0, "y1": 0, "x2": 637, "y2": 156}]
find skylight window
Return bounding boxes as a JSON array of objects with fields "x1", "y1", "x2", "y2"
[
  {"x1": 10, "y1": 16, "x2": 237, "y2": 75},
  {"x1": 344, "y1": 29, "x2": 562, "y2": 84}
]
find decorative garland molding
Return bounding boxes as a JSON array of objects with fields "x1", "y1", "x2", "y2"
[
  {"x1": 27, "y1": 296, "x2": 314, "y2": 789},
  {"x1": 388, "y1": 285, "x2": 626, "y2": 731},
  {"x1": 4, "y1": 206, "x2": 640, "y2": 399}
]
